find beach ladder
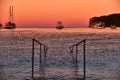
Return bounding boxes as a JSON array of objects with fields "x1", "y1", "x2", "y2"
[
  {"x1": 32, "y1": 38, "x2": 48, "y2": 79},
  {"x1": 31, "y1": 38, "x2": 86, "y2": 80},
  {"x1": 69, "y1": 39, "x2": 86, "y2": 80}
]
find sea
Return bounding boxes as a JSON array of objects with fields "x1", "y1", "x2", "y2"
[{"x1": 0, "y1": 28, "x2": 120, "y2": 80}]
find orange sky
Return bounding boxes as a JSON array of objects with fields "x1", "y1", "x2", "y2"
[{"x1": 0, "y1": 0, "x2": 120, "y2": 27}]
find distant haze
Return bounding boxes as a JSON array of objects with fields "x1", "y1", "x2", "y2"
[{"x1": 0, "y1": 0, "x2": 120, "y2": 28}]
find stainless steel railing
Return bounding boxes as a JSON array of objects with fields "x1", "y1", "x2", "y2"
[
  {"x1": 32, "y1": 38, "x2": 48, "y2": 79},
  {"x1": 69, "y1": 39, "x2": 86, "y2": 80}
]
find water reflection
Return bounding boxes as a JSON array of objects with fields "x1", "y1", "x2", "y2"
[
  {"x1": 1, "y1": 28, "x2": 120, "y2": 80},
  {"x1": 0, "y1": 66, "x2": 7, "y2": 80},
  {"x1": 33, "y1": 63, "x2": 46, "y2": 80},
  {"x1": 71, "y1": 64, "x2": 84, "y2": 80}
]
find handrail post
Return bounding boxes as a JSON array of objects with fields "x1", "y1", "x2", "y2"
[
  {"x1": 32, "y1": 39, "x2": 34, "y2": 79},
  {"x1": 40, "y1": 44, "x2": 42, "y2": 64},
  {"x1": 44, "y1": 46, "x2": 47, "y2": 58},
  {"x1": 83, "y1": 40, "x2": 86, "y2": 80},
  {"x1": 76, "y1": 45, "x2": 78, "y2": 65},
  {"x1": 71, "y1": 47, "x2": 73, "y2": 54}
]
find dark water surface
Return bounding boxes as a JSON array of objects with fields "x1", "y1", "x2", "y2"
[{"x1": 0, "y1": 28, "x2": 120, "y2": 80}]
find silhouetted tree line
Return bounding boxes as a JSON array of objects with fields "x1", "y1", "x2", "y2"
[{"x1": 89, "y1": 13, "x2": 120, "y2": 27}]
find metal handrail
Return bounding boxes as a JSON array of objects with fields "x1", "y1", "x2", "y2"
[
  {"x1": 32, "y1": 38, "x2": 48, "y2": 79},
  {"x1": 69, "y1": 39, "x2": 86, "y2": 80}
]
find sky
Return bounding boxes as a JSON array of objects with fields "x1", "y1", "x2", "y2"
[{"x1": 0, "y1": 0, "x2": 120, "y2": 27}]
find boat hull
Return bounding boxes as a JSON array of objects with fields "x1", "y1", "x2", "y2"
[{"x1": 56, "y1": 26, "x2": 64, "y2": 29}]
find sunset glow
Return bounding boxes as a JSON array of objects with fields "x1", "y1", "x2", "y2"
[{"x1": 0, "y1": 0, "x2": 120, "y2": 27}]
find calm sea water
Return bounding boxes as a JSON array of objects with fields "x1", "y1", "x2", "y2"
[{"x1": 0, "y1": 28, "x2": 120, "y2": 80}]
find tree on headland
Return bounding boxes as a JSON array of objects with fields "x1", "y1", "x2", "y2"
[{"x1": 89, "y1": 13, "x2": 120, "y2": 28}]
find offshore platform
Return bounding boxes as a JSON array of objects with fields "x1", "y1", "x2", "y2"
[
  {"x1": 4, "y1": 0, "x2": 16, "y2": 29},
  {"x1": 0, "y1": 8, "x2": 2, "y2": 28}
]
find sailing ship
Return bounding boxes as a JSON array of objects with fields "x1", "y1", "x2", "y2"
[{"x1": 56, "y1": 21, "x2": 64, "y2": 29}]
